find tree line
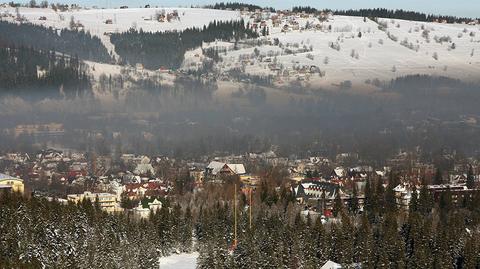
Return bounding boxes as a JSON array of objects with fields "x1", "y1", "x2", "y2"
[
  {"x1": 0, "y1": 193, "x2": 193, "y2": 268},
  {"x1": 2, "y1": 169, "x2": 480, "y2": 268},
  {"x1": 334, "y1": 8, "x2": 476, "y2": 24},
  {"x1": 110, "y1": 19, "x2": 258, "y2": 70},
  {"x1": 205, "y1": 2, "x2": 275, "y2": 12},
  {"x1": 0, "y1": 45, "x2": 91, "y2": 96},
  {"x1": 0, "y1": 21, "x2": 112, "y2": 62},
  {"x1": 196, "y1": 175, "x2": 480, "y2": 268}
]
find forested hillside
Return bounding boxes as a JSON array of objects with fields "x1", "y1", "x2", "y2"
[
  {"x1": 206, "y1": 2, "x2": 275, "y2": 12},
  {"x1": 334, "y1": 8, "x2": 476, "y2": 23},
  {"x1": 195, "y1": 178, "x2": 480, "y2": 268},
  {"x1": 0, "y1": 193, "x2": 193, "y2": 268},
  {"x1": 110, "y1": 20, "x2": 258, "y2": 70},
  {"x1": 0, "y1": 21, "x2": 112, "y2": 62},
  {"x1": 0, "y1": 45, "x2": 91, "y2": 96}
]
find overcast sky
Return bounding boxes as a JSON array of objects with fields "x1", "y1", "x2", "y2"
[{"x1": 29, "y1": 0, "x2": 480, "y2": 18}]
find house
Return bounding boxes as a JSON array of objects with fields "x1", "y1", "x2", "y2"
[
  {"x1": 0, "y1": 174, "x2": 24, "y2": 194},
  {"x1": 321, "y1": 260, "x2": 342, "y2": 269},
  {"x1": 205, "y1": 161, "x2": 246, "y2": 178},
  {"x1": 294, "y1": 181, "x2": 342, "y2": 202},
  {"x1": 134, "y1": 157, "x2": 155, "y2": 176},
  {"x1": 133, "y1": 198, "x2": 162, "y2": 218},
  {"x1": 330, "y1": 167, "x2": 346, "y2": 179},
  {"x1": 393, "y1": 183, "x2": 420, "y2": 209},
  {"x1": 67, "y1": 191, "x2": 119, "y2": 212},
  {"x1": 124, "y1": 182, "x2": 168, "y2": 200},
  {"x1": 428, "y1": 184, "x2": 480, "y2": 204}
]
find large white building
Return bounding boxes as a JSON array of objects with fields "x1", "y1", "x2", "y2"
[
  {"x1": 0, "y1": 173, "x2": 24, "y2": 194},
  {"x1": 67, "y1": 191, "x2": 120, "y2": 213}
]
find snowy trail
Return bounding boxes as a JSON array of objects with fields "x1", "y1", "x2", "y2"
[{"x1": 159, "y1": 252, "x2": 199, "y2": 269}]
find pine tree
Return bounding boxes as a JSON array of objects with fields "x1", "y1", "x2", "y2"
[
  {"x1": 463, "y1": 236, "x2": 479, "y2": 269},
  {"x1": 333, "y1": 191, "x2": 344, "y2": 217},
  {"x1": 348, "y1": 183, "x2": 359, "y2": 214},
  {"x1": 409, "y1": 184, "x2": 418, "y2": 213},
  {"x1": 385, "y1": 174, "x2": 398, "y2": 213},
  {"x1": 375, "y1": 178, "x2": 386, "y2": 216},
  {"x1": 467, "y1": 165, "x2": 475, "y2": 189},
  {"x1": 433, "y1": 167, "x2": 443, "y2": 185},
  {"x1": 418, "y1": 178, "x2": 433, "y2": 216}
]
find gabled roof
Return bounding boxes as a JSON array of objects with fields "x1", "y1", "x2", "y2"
[
  {"x1": 226, "y1": 164, "x2": 246, "y2": 175},
  {"x1": 207, "y1": 161, "x2": 225, "y2": 175},
  {"x1": 207, "y1": 161, "x2": 246, "y2": 175}
]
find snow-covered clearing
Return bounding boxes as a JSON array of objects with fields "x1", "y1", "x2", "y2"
[{"x1": 159, "y1": 252, "x2": 198, "y2": 269}]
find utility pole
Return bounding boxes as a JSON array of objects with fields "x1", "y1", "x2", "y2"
[
  {"x1": 234, "y1": 184, "x2": 237, "y2": 246},
  {"x1": 249, "y1": 187, "x2": 252, "y2": 230}
]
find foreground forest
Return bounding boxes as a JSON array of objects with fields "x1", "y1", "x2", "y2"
[{"x1": 2, "y1": 176, "x2": 480, "y2": 268}]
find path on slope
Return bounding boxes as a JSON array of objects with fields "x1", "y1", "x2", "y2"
[{"x1": 159, "y1": 252, "x2": 199, "y2": 269}]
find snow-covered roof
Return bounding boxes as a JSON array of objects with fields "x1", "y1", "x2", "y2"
[
  {"x1": 0, "y1": 173, "x2": 22, "y2": 181},
  {"x1": 207, "y1": 161, "x2": 246, "y2": 175},
  {"x1": 321, "y1": 260, "x2": 342, "y2": 269},
  {"x1": 333, "y1": 167, "x2": 345, "y2": 177},
  {"x1": 226, "y1": 164, "x2": 246, "y2": 175}
]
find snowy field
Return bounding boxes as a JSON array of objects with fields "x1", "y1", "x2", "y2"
[
  {"x1": 159, "y1": 252, "x2": 198, "y2": 269},
  {"x1": 213, "y1": 14, "x2": 480, "y2": 87}
]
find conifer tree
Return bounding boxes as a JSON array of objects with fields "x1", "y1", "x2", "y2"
[
  {"x1": 418, "y1": 178, "x2": 434, "y2": 216},
  {"x1": 348, "y1": 183, "x2": 359, "y2": 214},
  {"x1": 433, "y1": 167, "x2": 443, "y2": 185},
  {"x1": 409, "y1": 184, "x2": 418, "y2": 213},
  {"x1": 467, "y1": 165, "x2": 475, "y2": 189},
  {"x1": 333, "y1": 191, "x2": 344, "y2": 217}
]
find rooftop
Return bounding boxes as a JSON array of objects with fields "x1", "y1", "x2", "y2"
[{"x1": 0, "y1": 173, "x2": 22, "y2": 181}]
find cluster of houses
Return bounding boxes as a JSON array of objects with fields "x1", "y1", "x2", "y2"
[
  {"x1": 243, "y1": 8, "x2": 333, "y2": 33},
  {"x1": 1, "y1": 148, "x2": 479, "y2": 219}
]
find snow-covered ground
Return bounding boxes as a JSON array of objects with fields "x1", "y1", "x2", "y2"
[
  {"x1": 0, "y1": 6, "x2": 240, "y2": 54},
  {"x1": 209, "y1": 14, "x2": 480, "y2": 88},
  {"x1": 159, "y1": 252, "x2": 198, "y2": 269},
  {"x1": 2, "y1": 6, "x2": 480, "y2": 89}
]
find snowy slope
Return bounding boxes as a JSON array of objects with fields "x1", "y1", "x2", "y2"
[
  {"x1": 2, "y1": 6, "x2": 479, "y2": 88},
  {"x1": 211, "y1": 14, "x2": 480, "y2": 87},
  {"x1": 0, "y1": 6, "x2": 241, "y2": 54},
  {"x1": 159, "y1": 252, "x2": 198, "y2": 269}
]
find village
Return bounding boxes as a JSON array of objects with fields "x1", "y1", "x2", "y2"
[{"x1": 1, "y1": 146, "x2": 479, "y2": 221}]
